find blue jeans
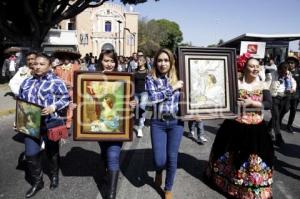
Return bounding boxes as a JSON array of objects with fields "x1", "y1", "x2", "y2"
[
  {"x1": 150, "y1": 119, "x2": 184, "y2": 191},
  {"x1": 24, "y1": 136, "x2": 59, "y2": 157},
  {"x1": 135, "y1": 92, "x2": 148, "y2": 127},
  {"x1": 98, "y1": 142, "x2": 123, "y2": 171}
]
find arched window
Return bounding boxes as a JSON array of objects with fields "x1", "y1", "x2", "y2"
[{"x1": 105, "y1": 21, "x2": 111, "y2": 32}]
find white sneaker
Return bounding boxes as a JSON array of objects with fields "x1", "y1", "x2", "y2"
[
  {"x1": 137, "y1": 128, "x2": 143, "y2": 138},
  {"x1": 198, "y1": 135, "x2": 208, "y2": 142},
  {"x1": 188, "y1": 130, "x2": 195, "y2": 138}
]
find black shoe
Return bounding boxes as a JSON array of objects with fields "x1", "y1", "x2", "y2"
[
  {"x1": 50, "y1": 175, "x2": 59, "y2": 190},
  {"x1": 286, "y1": 125, "x2": 295, "y2": 134},
  {"x1": 274, "y1": 134, "x2": 285, "y2": 146}
]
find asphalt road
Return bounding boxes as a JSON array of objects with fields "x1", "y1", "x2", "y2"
[{"x1": 0, "y1": 112, "x2": 300, "y2": 199}]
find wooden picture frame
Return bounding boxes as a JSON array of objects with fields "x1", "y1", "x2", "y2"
[
  {"x1": 73, "y1": 71, "x2": 134, "y2": 141},
  {"x1": 177, "y1": 47, "x2": 238, "y2": 119},
  {"x1": 15, "y1": 99, "x2": 43, "y2": 139}
]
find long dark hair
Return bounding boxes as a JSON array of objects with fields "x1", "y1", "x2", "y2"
[{"x1": 97, "y1": 50, "x2": 118, "y2": 72}]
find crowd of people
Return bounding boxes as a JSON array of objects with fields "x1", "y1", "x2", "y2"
[
  {"x1": 5, "y1": 44, "x2": 300, "y2": 199},
  {"x1": 82, "y1": 51, "x2": 153, "y2": 73}
]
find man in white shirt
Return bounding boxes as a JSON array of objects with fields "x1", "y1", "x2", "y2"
[
  {"x1": 268, "y1": 61, "x2": 296, "y2": 146},
  {"x1": 8, "y1": 51, "x2": 37, "y2": 95}
]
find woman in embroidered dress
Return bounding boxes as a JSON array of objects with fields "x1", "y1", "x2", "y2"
[{"x1": 206, "y1": 57, "x2": 274, "y2": 199}]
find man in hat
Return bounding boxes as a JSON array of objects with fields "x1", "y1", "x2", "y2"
[{"x1": 285, "y1": 55, "x2": 300, "y2": 133}]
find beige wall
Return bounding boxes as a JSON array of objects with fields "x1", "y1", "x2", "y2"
[{"x1": 124, "y1": 12, "x2": 139, "y2": 57}]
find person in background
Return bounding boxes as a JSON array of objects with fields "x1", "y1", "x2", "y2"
[
  {"x1": 206, "y1": 56, "x2": 274, "y2": 198},
  {"x1": 2, "y1": 52, "x2": 20, "y2": 79},
  {"x1": 134, "y1": 52, "x2": 149, "y2": 137},
  {"x1": 187, "y1": 120, "x2": 208, "y2": 144},
  {"x1": 53, "y1": 54, "x2": 80, "y2": 129},
  {"x1": 84, "y1": 53, "x2": 90, "y2": 66},
  {"x1": 269, "y1": 61, "x2": 296, "y2": 146},
  {"x1": 87, "y1": 57, "x2": 96, "y2": 71},
  {"x1": 9, "y1": 51, "x2": 37, "y2": 96},
  {"x1": 18, "y1": 53, "x2": 69, "y2": 198},
  {"x1": 146, "y1": 48, "x2": 184, "y2": 199},
  {"x1": 145, "y1": 56, "x2": 152, "y2": 70},
  {"x1": 87, "y1": 46, "x2": 136, "y2": 199},
  {"x1": 117, "y1": 56, "x2": 127, "y2": 72},
  {"x1": 264, "y1": 58, "x2": 277, "y2": 81},
  {"x1": 127, "y1": 52, "x2": 138, "y2": 72},
  {"x1": 284, "y1": 55, "x2": 300, "y2": 133}
]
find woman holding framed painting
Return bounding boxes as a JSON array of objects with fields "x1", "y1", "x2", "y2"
[
  {"x1": 18, "y1": 53, "x2": 70, "y2": 198},
  {"x1": 145, "y1": 48, "x2": 184, "y2": 199},
  {"x1": 87, "y1": 46, "x2": 136, "y2": 199},
  {"x1": 205, "y1": 55, "x2": 274, "y2": 199}
]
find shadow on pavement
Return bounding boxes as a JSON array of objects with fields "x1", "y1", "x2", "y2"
[
  {"x1": 204, "y1": 124, "x2": 220, "y2": 135},
  {"x1": 120, "y1": 148, "x2": 164, "y2": 198},
  {"x1": 119, "y1": 148, "x2": 209, "y2": 198},
  {"x1": 274, "y1": 143, "x2": 300, "y2": 180},
  {"x1": 60, "y1": 146, "x2": 106, "y2": 198},
  {"x1": 275, "y1": 143, "x2": 300, "y2": 159},
  {"x1": 274, "y1": 157, "x2": 300, "y2": 181}
]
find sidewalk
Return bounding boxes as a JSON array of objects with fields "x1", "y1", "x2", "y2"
[{"x1": 0, "y1": 83, "x2": 16, "y2": 117}]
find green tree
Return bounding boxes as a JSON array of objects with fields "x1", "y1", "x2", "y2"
[
  {"x1": 138, "y1": 18, "x2": 183, "y2": 56},
  {"x1": 0, "y1": 0, "x2": 158, "y2": 50}
]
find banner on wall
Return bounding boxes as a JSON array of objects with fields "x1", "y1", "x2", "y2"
[{"x1": 240, "y1": 41, "x2": 266, "y2": 58}]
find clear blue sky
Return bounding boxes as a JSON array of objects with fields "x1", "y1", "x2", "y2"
[{"x1": 121, "y1": 0, "x2": 300, "y2": 49}]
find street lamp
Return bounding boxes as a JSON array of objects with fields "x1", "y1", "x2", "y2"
[{"x1": 117, "y1": 20, "x2": 122, "y2": 55}]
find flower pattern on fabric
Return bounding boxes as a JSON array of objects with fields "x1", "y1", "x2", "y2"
[
  {"x1": 212, "y1": 152, "x2": 273, "y2": 199},
  {"x1": 234, "y1": 154, "x2": 273, "y2": 187},
  {"x1": 236, "y1": 89, "x2": 263, "y2": 124}
]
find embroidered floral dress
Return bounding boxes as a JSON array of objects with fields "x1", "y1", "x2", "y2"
[{"x1": 206, "y1": 79, "x2": 274, "y2": 199}]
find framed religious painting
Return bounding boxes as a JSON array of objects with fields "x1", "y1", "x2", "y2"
[
  {"x1": 73, "y1": 71, "x2": 134, "y2": 141},
  {"x1": 177, "y1": 47, "x2": 238, "y2": 119},
  {"x1": 15, "y1": 99, "x2": 43, "y2": 139}
]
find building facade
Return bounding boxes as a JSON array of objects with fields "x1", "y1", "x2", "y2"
[{"x1": 44, "y1": 3, "x2": 139, "y2": 58}]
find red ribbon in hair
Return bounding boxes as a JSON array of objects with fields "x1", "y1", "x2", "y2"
[{"x1": 237, "y1": 52, "x2": 252, "y2": 72}]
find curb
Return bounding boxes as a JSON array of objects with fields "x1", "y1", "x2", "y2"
[{"x1": 0, "y1": 109, "x2": 15, "y2": 117}]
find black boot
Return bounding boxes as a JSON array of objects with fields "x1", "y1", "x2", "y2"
[
  {"x1": 106, "y1": 170, "x2": 119, "y2": 199},
  {"x1": 49, "y1": 153, "x2": 59, "y2": 190},
  {"x1": 25, "y1": 153, "x2": 44, "y2": 198}
]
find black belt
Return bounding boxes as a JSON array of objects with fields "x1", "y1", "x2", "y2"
[{"x1": 160, "y1": 113, "x2": 176, "y2": 121}]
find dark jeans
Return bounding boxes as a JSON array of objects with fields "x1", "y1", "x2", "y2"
[
  {"x1": 98, "y1": 142, "x2": 123, "y2": 171},
  {"x1": 269, "y1": 96, "x2": 290, "y2": 136},
  {"x1": 150, "y1": 119, "x2": 184, "y2": 191},
  {"x1": 24, "y1": 136, "x2": 59, "y2": 157},
  {"x1": 188, "y1": 121, "x2": 204, "y2": 137},
  {"x1": 288, "y1": 97, "x2": 300, "y2": 126}
]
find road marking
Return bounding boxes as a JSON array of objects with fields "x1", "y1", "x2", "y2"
[{"x1": 275, "y1": 180, "x2": 293, "y2": 199}]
